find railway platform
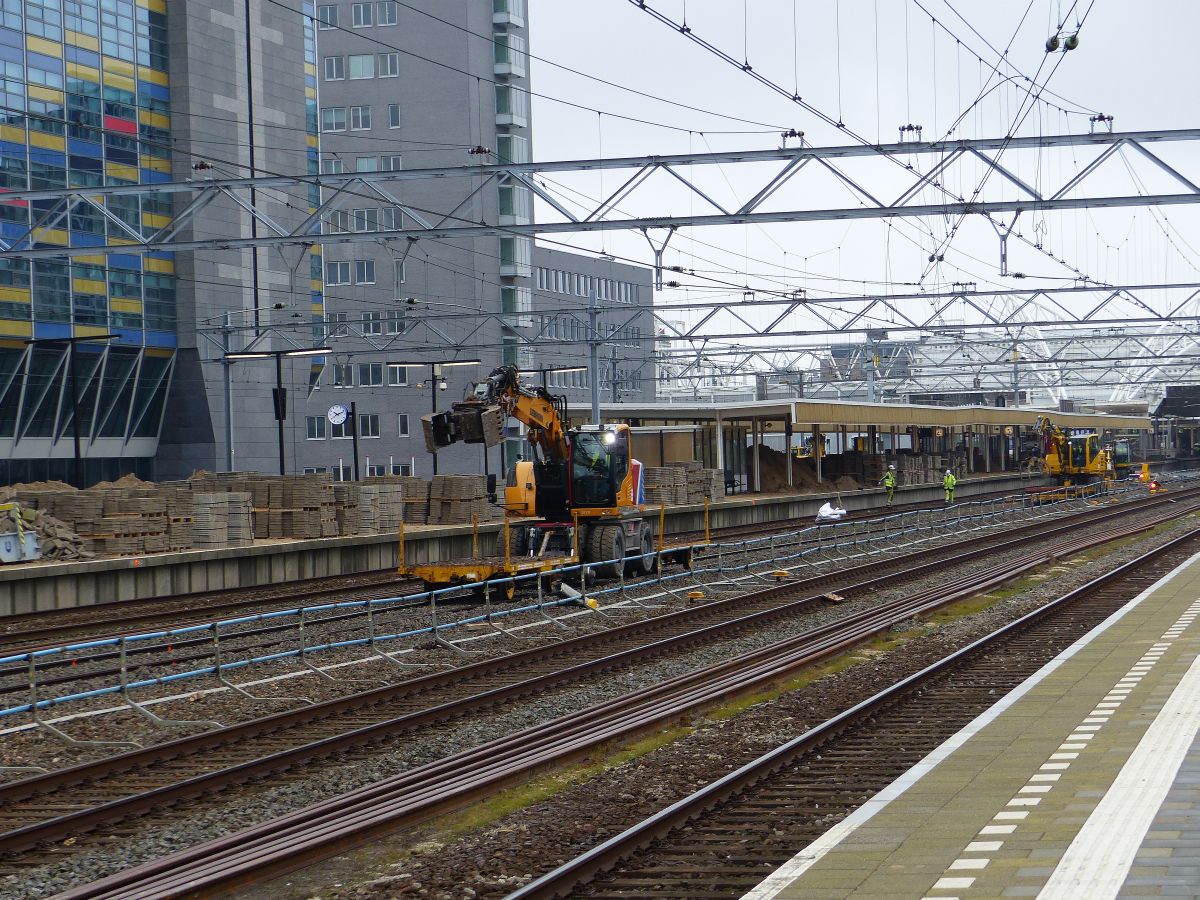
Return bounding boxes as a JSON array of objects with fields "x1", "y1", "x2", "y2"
[
  {"x1": 745, "y1": 551, "x2": 1200, "y2": 900},
  {"x1": 0, "y1": 471, "x2": 1040, "y2": 616}
]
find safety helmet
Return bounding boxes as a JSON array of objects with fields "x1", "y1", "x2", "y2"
[
  {"x1": 888, "y1": 464, "x2": 896, "y2": 470},
  {"x1": 945, "y1": 469, "x2": 952, "y2": 475}
]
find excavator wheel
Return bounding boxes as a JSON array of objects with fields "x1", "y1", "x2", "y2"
[
  {"x1": 586, "y1": 523, "x2": 625, "y2": 580},
  {"x1": 508, "y1": 524, "x2": 528, "y2": 560},
  {"x1": 625, "y1": 523, "x2": 655, "y2": 577}
]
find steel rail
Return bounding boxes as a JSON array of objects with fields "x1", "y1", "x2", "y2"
[
  {"x1": 0, "y1": 486, "x2": 993, "y2": 660},
  {"x1": 0, "y1": 497, "x2": 1161, "y2": 849},
  {"x1": 0, "y1": 484, "x2": 1081, "y2": 702},
  {"x1": 45, "y1": 516, "x2": 1199, "y2": 899},
  {"x1": 506, "y1": 529, "x2": 1200, "y2": 900}
]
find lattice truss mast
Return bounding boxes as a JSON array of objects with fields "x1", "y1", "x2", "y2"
[{"x1": 3, "y1": 128, "x2": 1198, "y2": 404}]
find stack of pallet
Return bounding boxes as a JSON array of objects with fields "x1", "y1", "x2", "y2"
[
  {"x1": 861, "y1": 453, "x2": 886, "y2": 486},
  {"x1": 701, "y1": 468, "x2": 725, "y2": 498},
  {"x1": 225, "y1": 492, "x2": 254, "y2": 546},
  {"x1": 427, "y1": 475, "x2": 499, "y2": 525},
  {"x1": 192, "y1": 493, "x2": 230, "y2": 549},
  {"x1": 643, "y1": 466, "x2": 687, "y2": 505},
  {"x1": 398, "y1": 477, "x2": 430, "y2": 526},
  {"x1": 85, "y1": 490, "x2": 169, "y2": 556},
  {"x1": 356, "y1": 481, "x2": 405, "y2": 533},
  {"x1": 669, "y1": 459, "x2": 719, "y2": 503},
  {"x1": 332, "y1": 482, "x2": 360, "y2": 535}
]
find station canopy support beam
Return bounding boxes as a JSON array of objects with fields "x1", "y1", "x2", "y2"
[{"x1": 0, "y1": 128, "x2": 1197, "y2": 259}]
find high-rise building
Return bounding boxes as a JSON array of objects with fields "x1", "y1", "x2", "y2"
[
  {"x1": 0, "y1": 0, "x2": 320, "y2": 484},
  {"x1": 0, "y1": 1, "x2": 654, "y2": 485},
  {"x1": 0, "y1": 0, "x2": 177, "y2": 484}
]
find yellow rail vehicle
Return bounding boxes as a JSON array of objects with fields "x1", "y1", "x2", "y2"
[
  {"x1": 1035, "y1": 416, "x2": 1115, "y2": 484},
  {"x1": 402, "y1": 366, "x2": 653, "y2": 594}
]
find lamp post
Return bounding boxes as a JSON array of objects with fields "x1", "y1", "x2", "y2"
[
  {"x1": 392, "y1": 359, "x2": 480, "y2": 475},
  {"x1": 224, "y1": 346, "x2": 331, "y2": 475},
  {"x1": 24, "y1": 334, "x2": 116, "y2": 488}
]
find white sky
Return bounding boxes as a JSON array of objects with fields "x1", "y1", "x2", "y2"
[{"x1": 524, "y1": 1, "x2": 1200, "y2": 351}]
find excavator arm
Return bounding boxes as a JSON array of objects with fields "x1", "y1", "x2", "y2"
[{"x1": 422, "y1": 365, "x2": 570, "y2": 465}]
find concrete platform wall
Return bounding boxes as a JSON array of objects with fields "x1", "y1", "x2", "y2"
[{"x1": 0, "y1": 473, "x2": 1043, "y2": 616}]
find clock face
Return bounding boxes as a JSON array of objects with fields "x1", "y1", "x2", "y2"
[{"x1": 327, "y1": 404, "x2": 348, "y2": 425}]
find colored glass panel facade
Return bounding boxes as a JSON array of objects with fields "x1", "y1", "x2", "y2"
[
  {"x1": 0, "y1": 0, "x2": 174, "y2": 481},
  {"x1": 0, "y1": 0, "x2": 173, "y2": 344}
]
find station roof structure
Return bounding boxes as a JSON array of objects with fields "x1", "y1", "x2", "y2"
[{"x1": 595, "y1": 399, "x2": 1150, "y2": 432}]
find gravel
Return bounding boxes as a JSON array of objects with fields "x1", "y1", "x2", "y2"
[{"x1": 5, "y1": 504, "x2": 1192, "y2": 899}]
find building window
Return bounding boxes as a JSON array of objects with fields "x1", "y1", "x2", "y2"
[
  {"x1": 332, "y1": 464, "x2": 353, "y2": 481},
  {"x1": 321, "y1": 107, "x2": 346, "y2": 132},
  {"x1": 398, "y1": 412, "x2": 410, "y2": 435},
  {"x1": 303, "y1": 467, "x2": 329, "y2": 475},
  {"x1": 391, "y1": 463, "x2": 412, "y2": 476},
  {"x1": 390, "y1": 366, "x2": 409, "y2": 387},
  {"x1": 495, "y1": 84, "x2": 528, "y2": 125},
  {"x1": 499, "y1": 236, "x2": 531, "y2": 276},
  {"x1": 393, "y1": 259, "x2": 406, "y2": 291},
  {"x1": 306, "y1": 416, "x2": 328, "y2": 439},
  {"x1": 351, "y1": 2, "x2": 373, "y2": 26},
  {"x1": 385, "y1": 311, "x2": 405, "y2": 334},
  {"x1": 362, "y1": 312, "x2": 383, "y2": 335},
  {"x1": 493, "y1": 0, "x2": 526, "y2": 24},
  {"x1": 501, "y1": 285, "x2": 532, "y2": 326},
  {"x1": 354, "y1": 259, "x2": 376, "y2": 283},
  {"x1": 359, "y1": 414, "x2": 381, "y2": 438},
  {"x1": 326, "y1": 210, "x2": 349, "y2": 233},
  {"x1": 377, "y1": 1, "x2": 398, "y2": 25},
  {"x1": 380, "y1": 207, "x2": 402, "y2": 230},
  {"x1": 350, "y1": 105, "x2": 372, "y2": 130},
  {"x1": 380, "y1": 155, "x2": 402, "y2": 172},
  {"x1": 494, "y1": 33, "x2": 527, "y2": 76},
  {"x1": 388, "y1": 104, "x2": 401, "y2": 128},
  {"x1": 378, "y1": 52, "x2": 399, "y2": 77},
  {"x1": 321, "y1": 157, "x2": 345, "y2": 174},
  {"x1": 358, "y1": 362, "x2": 383, "y2": 384},
  {"x1": 352, "y1": 208, "x2": 378, "y2": 232},
  {"x1": 496, "y1": 134, "x2": 529, "y2": 165},
  {"x1": 356, "y1": 157, "x2": 378, "y2": 173},
  {"x1": 326, "y1": 261, "x2": 350, "y2": 284},
  {"x1": 348, "y1": 54, "x2": 375, "y2": 79},
  {"x1": 318, "y1": 5, "x2": 338, "y2": 28},
  {"x1": 323, "y1": 56, "x2": 345, "y2": 80},
  {"x1": 331, "y1": 420, "x2": 351, "y2": 438},
  {"x1": 366, "y1": 464, "x2": 386, "y2": 477},
  {"x1": 326, "y1": 312, "x2": 350, "y2": 338},
  {"x1": 333, "y1": 363, "x2": 354, "y2": 387}
]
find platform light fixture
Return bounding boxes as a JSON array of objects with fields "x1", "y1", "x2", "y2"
[{"x1": 222, "y1": 346, "x2": 333, "y2": 474}]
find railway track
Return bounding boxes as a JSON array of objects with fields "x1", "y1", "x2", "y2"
[
  {"x1": 0, "y1": 482, "x2": 1036, "y2": 655},
  {"x1": 0, "y1": 571, "x2": 423, "y2": 655},
  {"x1": 510, "y1": 533, "x2": 1200, "y2": 899},
  {"x1": 0, "y1": 485, "x2": 1079, "y2": 703},
  {"x1": 14, "y1": 498, "x2": 1196, "y2": 898},
  {"x1": 0, "y1": 485, "x2": 1176, "y2": 718}
]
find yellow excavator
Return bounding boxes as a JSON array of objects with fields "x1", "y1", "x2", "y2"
[
  {"x1": 1035, "y1": 415, "x2": 1115, "y2": 484},
  {"x1": 409, "y1": 366, "x2": 653, "y2": 591}
]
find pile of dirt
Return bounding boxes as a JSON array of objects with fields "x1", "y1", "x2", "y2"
[
  {"x1": 0, "y1": 480, "x2": 76, "y2": 500},
  {"x1": 91, "y1": 473, "x2": 151, "y2": 489}
]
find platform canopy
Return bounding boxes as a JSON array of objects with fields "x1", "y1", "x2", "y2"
[{"x1": 596, "y1": 399, "x2": 1150, "y2": 432}]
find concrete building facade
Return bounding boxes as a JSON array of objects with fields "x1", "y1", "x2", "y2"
[{"x1": 0, "y1": 0, "x2": 654, "y2": 485}]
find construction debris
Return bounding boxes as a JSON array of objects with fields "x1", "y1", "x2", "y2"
[{"x1": 0, "y1": 503, "x2": 92, "y2": 561}]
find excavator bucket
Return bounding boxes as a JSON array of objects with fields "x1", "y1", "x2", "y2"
[
  {"x1": 448, "y1": 403, "x2": 506, "y2": 448},
  {"x1": 422, "y1": 411, "x2": 454, "y2": 453}
]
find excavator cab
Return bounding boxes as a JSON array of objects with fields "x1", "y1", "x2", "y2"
[{"x1": 569, "y1": 426, "x2": 631, "y2": 510}]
